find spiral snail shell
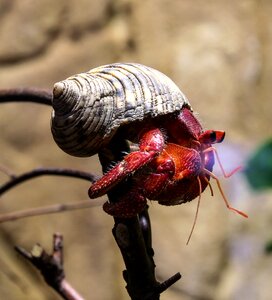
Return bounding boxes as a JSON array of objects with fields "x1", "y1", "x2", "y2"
[{"x1": 51, "y1": 63, "x2": 191, "y2": 157}]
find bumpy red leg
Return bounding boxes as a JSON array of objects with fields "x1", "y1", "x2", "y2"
[
  {"x1": 103, "y1": 149, "x2": 175, "y2": 217},
  {"x1": 163, "y1": 108, "x2": 203, "y2": 146},
  {"x1": 103, "y1": 189, "x2": 147, "y2": 218},
  {"x1": 102, "y1": 171, "x2": 172, "y2": 217},
  {"x1": 89, "y1": 127, "x2": 165, "y2": 198},
  {"x1": 140, "y1": 149, "x2": 175, "y2": 199}
]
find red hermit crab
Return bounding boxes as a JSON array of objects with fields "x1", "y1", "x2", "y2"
[{"x1": 51, "y1": 63, "x2": 247, "y2": 234}]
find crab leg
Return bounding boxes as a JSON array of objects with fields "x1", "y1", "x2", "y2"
[
  {"x1": 89, "y1": 128, "x2": 165, "y2": 198},
  {"x1": 204, "y1": 169, "x2": 248, "y2": 218}
]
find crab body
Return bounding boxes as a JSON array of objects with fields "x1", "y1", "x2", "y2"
[{"x1": 88, "y1": 107, "x2": 223, "y2": 217}]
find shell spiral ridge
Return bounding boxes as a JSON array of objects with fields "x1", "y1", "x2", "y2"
[{"x1": 51, "y1": 63, "x2": 191, "y2": 157}]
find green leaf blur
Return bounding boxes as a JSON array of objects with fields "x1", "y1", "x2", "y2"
[{"x1": 245, "y1": 139, "x2": 272, "y2": 190}]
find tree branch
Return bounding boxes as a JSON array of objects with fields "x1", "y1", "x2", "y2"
[
  {"x1": 99, "y1": 136, "x2": 181, "y2": 300},
  {"x1": 0, "y1": 199, "x2": 101, "y2": 223},
  {"x1": 0, "y1": 167, "x2": 97, "y2": 196},
  {"x1": 0, "y1": 88, "x2": 52, "y2": 106},
  {"x1": 15, "y1": 233, "x2": 85, "y2": 300},
  {"x1": 0, "y1": 167, "x2": 100, "y2": 223}
]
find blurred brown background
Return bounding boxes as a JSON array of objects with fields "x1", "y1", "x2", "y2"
[{"x1": 0, "y1": 0, "x2": 272, "y2": 299}]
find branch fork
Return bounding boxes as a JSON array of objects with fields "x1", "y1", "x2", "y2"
[{"x1": 15, "y1": 233, "x2": 84, "y2": 300}]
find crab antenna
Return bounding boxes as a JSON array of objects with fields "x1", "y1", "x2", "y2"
[
  {"x1": 204, "y1": 169, "x2": 248, "y2": 218},
  {"x1": 203, "y1": 147, "x2": 242, "y2": 178},
  {"x1": 203, "y1": 175, "x2": 214, "y2": 197},
  {"x1": 186, "y1": 176, "x2": 202, "y2": 245}
]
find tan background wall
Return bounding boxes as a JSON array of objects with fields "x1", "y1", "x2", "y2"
[{"x1": 0, "y1": 0, "x2": 271, "y2": 299}]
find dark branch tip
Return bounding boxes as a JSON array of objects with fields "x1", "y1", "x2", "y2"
[
  {"x1": 14, "y1": 245, "x2": 32, "y2": 260},
  {"x1": 156, "y1": 272, "x2": 182, "y2": 294}
]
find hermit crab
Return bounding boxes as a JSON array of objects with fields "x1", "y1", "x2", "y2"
[{"x1": 51, "y1": 63, "x2": 247, "y2": 228}]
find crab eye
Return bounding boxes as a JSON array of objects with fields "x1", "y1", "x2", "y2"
[
  {"x1": 199, "y1": 130, "x2": 225, "y2": 144},
  {"x1": 209, "y1": 131, "x2": 217, "y2": 142},
  {"x1": 214, "y1": 130, "x2": 225, "y2": 143}
]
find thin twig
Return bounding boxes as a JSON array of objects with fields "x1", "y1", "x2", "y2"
[
  {"x1": 60, "y1": 280, "x2": 85, "y2": 300},
  {"x1": 155, "y1": 272, "x2": 182, "y2": 294},
  {"x1": 0, "y1": 165, "x2": 17, "y2": 178},
  {"x1": 0, "y1": 199, "x2": 102, "y2": 223},
  {"x1": 157, "y1": 273, "x2": 212, "y2": 300},
  {"x1": 0, "y1": 167, "x2": 98, "y2": 196},
  {"x1": 0, "y1": 88, "x2": 52, "y2": 106},
  {"x1": 15, "y1": 233, "x2": 85, "y2": 300}
]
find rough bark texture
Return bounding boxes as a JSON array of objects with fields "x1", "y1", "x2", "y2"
[{"x1": 0, "y1": 1, "x2": 272, "y2": 299}]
